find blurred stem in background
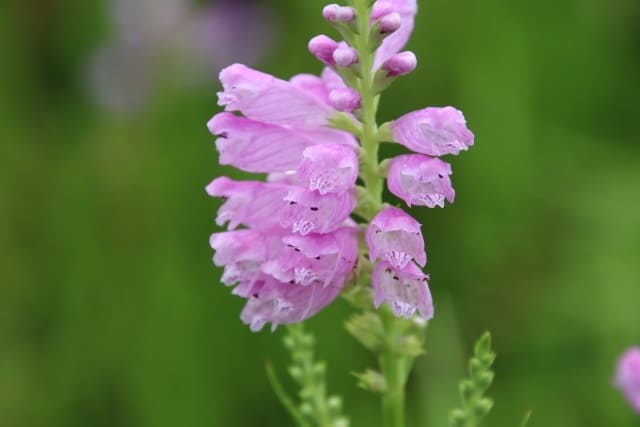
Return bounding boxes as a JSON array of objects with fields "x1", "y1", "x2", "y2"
[{"x1": 266, "y1": 324, "x2": 348, "y2": 427}]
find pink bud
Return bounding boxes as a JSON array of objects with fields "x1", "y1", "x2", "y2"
[
  {"x1": 322, "y1": 4, "x2": 356, "y2": 22},
  {"x1": 332, "y1": 46, "x2": 358, "y2": 67},
  {"x1": 329, "y1": 88, "x2": 361, "y2": 112},
  {"x1": 382, "y1": 51, "x2": 417, "y2": 77},
  {"x1": 371, "y1": 1, "x2": 395, "y2": 20},
  {"x1": 308, "y1": 35, "x2": 339, "y2": 65},
  {"x1": 378, "y1": 12, "x2": 402, "y2": 34}
]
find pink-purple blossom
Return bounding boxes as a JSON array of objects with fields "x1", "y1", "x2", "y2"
[
  {"x1": 391, "y1": 107, "x2": 474, "y2": 156},
  {"x1": 366, "y1": 206, "x2": 426, "y2": 269},
  {"x1": 387, "y1": 154, "x2": 455, "y2": 208},
  {"x1": 615, "y1": 347, "x2": 640, "y2": 413},
  {"x1": 218, "y1": 64, "x2": 335, "y2": 128},
  {"x1": 372, "y1": 261, "x2": 433, "y2": 319},
  {"x1": 298, "y1": 144, "x2": 359, "y2": 195}
]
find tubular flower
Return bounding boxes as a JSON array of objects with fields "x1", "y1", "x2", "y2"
[
  {"x1": 366, "y1": 206, "x2": 426, "y2": 269},
  {"x1": 390, "y1": 106, "x2": 474, "y2": 157},
  {"x1": 387, "y1": 154, "x2": 455, "y2": 208},
  {"x1": 372, "y1": 261, "x2": 433, "y2": 319},
  {"x1": 615, "y1": 348, "x2": 640, "y2": 413}
]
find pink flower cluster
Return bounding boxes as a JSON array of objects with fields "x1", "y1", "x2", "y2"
[
  {"x1": 206, "y1": 0, "x2": 474, "y2": 330},
  {"x1": 207, "y1": 64, "x2": 360, "y2": 331},
  {"x1": 615, "y1": 347, "x2": 640, "y2": 413}
]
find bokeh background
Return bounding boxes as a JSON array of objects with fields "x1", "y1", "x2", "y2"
[{"x1": 2, "y1": 0, "x2": 639, "y2": 426}]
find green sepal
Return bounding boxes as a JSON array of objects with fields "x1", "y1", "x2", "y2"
[{"x1": 328, "y1": 112, "x2": 362, "y2": 135}]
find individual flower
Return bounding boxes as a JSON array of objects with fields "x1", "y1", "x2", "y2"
[
  {"x1": 238, "y1": 276, "x2": 344, "y2": 332},
  {"x1": 372, "y1": 261, "x2": 433, "y2": 319},
  {"x1": 366, "y1": 206, "x2": 426, "y2": 269},
  {"x1": 218, "y1": 64, "x2": 339, "y2": 128},
  {"x1": 209, "y1": 112, "x2": 319, "y2": 173},
  {"x1": 297, "y1": 144, "x2": 359, "y2": 195},
  {"x1": 615, "y1": 347, "x2": 640, "y2": 413},
  {"x1": 387, "y1": 154, "x2": 455, "y2": 208},
  {"x1": 391, "y1": 107, "x2": 474, "y2": 156},
  {"x1": 261, "y1": 227, "x2": 358, "y2": 287}
]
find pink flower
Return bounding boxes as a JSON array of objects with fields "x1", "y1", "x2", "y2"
[
  {"x1": 391, "y1": 107, "x2": 474, "y2": 156},
  {"x1": 366, "y1": 206, "x2": 426, "y2": 269},
  {"x1": 239, "y1": 276, "x2": 344, "y2": 332},
  {"x1": 372, "y1": 261, "x2": 433, "y2": 319},
  {"x1": 218, "y1": 64, "x2": 335, "y2": 128},
  {"x1": 209, "y1": 113, "x2": 319, "y2": 173},
  {"x1": 297, "y1": 144, "x2": 359, "y2": 195},
  {"x1": 282, "y1": 186, "x2": 356, "y2": 235},
  {"x1": 615, "y1": 348, "x2": 640, "y2": 413},
  {"x1": 262, "y1": 227, "x2": 358, "y2": 287},
  {"x1": 206, "y1": 177, "x2": 355, "y2": 236},
  {"x1": 387, "y1": 154, "x2": 455, "y2": 208}
]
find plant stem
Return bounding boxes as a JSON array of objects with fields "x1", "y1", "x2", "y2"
[
  {"x1": 352, "y1": 0, "x2": 383, "y2": 209},
  {"x1": 349, "y1": 2, "x2": 409, "y2": 427},
  {"x1": 379, "y1": 309, "x2": 408, "y2": 427}
]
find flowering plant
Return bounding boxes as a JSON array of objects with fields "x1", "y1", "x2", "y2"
[{"x1": 206, "y1": 1, "x2": 503, "y2": 426}]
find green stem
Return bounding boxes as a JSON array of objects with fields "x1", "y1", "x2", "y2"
[
  {"x1": 349, "y1": 3, "x2": 408, "y2": 426},
  {"x1": 352, "y1": 0, "x2": 383, "y2": 209},
  {"x1": 380, "y1": 309, "x2": 408, "y2": 427}
]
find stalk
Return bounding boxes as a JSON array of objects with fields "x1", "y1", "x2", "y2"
[{"x1": 349, "y1": 2, "x2": 412, "y2": 427}]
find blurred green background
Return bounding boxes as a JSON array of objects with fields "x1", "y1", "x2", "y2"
[{"x1": 1, "y1": 0, "x2": 639, "y2": 426}]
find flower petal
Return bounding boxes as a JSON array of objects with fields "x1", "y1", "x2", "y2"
[{"x1": 209, "y1": 112, "x2": 316, "y2": 173}]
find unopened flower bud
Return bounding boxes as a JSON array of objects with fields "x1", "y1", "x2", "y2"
[
  {"x1": 322, "y1": 4, "x2": 356, "y2": 22},
  {"x1": 378, "y1": 12, "x2": 402, "y2": 34},
  {"x1": 308, "y1": 35, "x2": 338, "y2": 65},
  {"x1": 329, "y1": 88, "x2": 361, "y2": 112},
  {"x1": 382, "y1": 51, "x2": 417, "y2": 77},
  {"x1": 371, "y1": 1, "x2": 394, "y2": 20},
  {"x1": 332, "y1": 46, "x2": 358, "y2": 67}
]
